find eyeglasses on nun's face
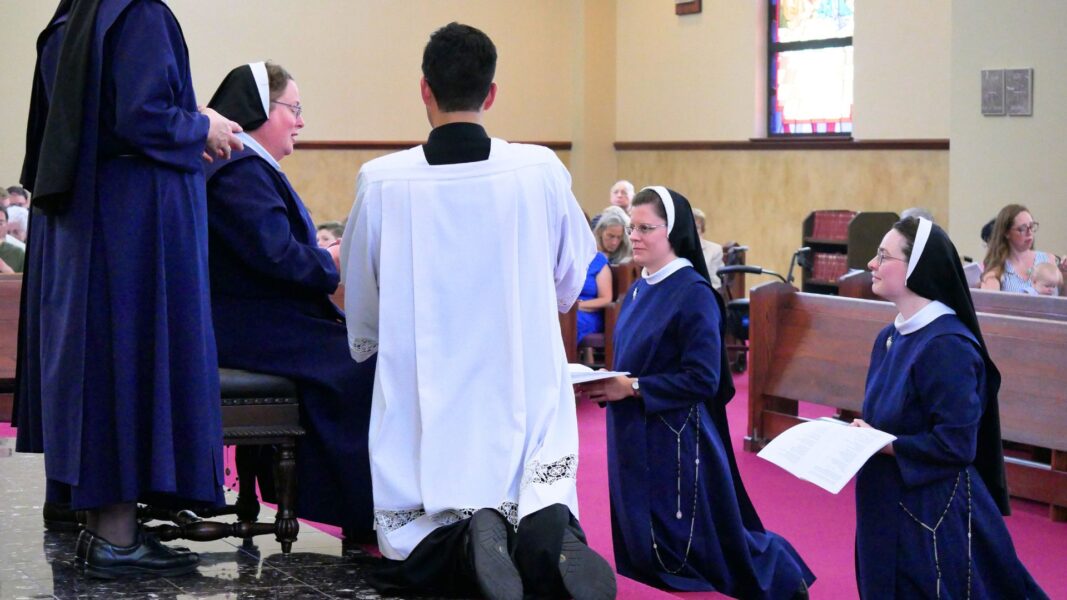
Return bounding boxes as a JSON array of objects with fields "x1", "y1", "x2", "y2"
[
  {"x1": 1012, "y1": 222, "x2": 1039, "y2": 235},
  {"x1": 271, "y1": 100, "x2": 303, "y2": 118},
  {"x1": 873, "y1": 248, "x2": 907, "y2": 267},
  {"x1": 626, "y1": 224, "x2": 666, "y2": 236}
]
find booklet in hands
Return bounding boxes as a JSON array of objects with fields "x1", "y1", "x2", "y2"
[{"x1": 757, "y1": 418, "x2": 896, "y2": 494}]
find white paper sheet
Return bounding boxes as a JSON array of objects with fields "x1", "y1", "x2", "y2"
[
  {"x1": 568, "y1": 363, "x2": 630, "y2": 385},
  {"x1": 757, "y1": 419, "x2": 896, "y2": 494}
]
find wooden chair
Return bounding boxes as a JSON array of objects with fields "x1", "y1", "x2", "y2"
[
  {"x1": 719, "y1": 243, "x2": 748, "y2": 372},
  {"x1": 142, "y1": 368, "x2": 305, "y2": 552}
]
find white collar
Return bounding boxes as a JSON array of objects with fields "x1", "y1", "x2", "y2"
[
  {"x1": 894, "y1": 300, "x2": 955, "y2": 335},
  {"x1": 642, "y1": 257, "x2": 692, "y2": 285},
  {"x1": 237, "y1": 132, "x2": 281, "y2": 171}
]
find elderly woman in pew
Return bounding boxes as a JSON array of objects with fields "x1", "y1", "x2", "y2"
[
  {"x1": 203, "y1": 62, "x2": 376, "y2": 544},
  {"x1": 576, "y1": 187, "x2": 814, "y2": 599},
  {"x1": 576, "y1": 207, "x2": 630, "y2": 348},
  {"x1": 852, "y1": 216, "x2": 1047, "y2": 599},
  {"x1": 980, "y1": 203, "x2": 1066, "y2": 295}
]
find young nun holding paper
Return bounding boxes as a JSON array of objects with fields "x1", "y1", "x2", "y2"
[
  {"x1": 577, "y1": 187, "x2": 815, "y2": 599},
  {"x1": 852, "y1": 217, "x2": 1047, "y2": 599}
]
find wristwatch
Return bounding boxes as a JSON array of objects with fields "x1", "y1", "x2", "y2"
[{"x1": 631, "y1": 378, "x2": 640, "y2": 396}]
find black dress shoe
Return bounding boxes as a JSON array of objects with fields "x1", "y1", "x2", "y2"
[
  {"x1": 557, "y1": 529, "x2": 616, "y2": 600},
  {"x1": 43, "y1": 501, "x2": 82, "y2": 533},
  {"x1": 466, "y1": 509, "x2": 523, "y2": 600},
  {"x1": 74, "y1": 529, "x2": 199, "y2": 579}
]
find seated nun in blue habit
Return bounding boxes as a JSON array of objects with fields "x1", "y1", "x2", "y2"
[
  {"x1": 203, "y1": 62, "x2": 376, "y2": 542},
  {"x1": 852, "y1": 217, "x2": 1047, "y2": 599},
  {"x1": 577, "y1": 187, "x2": 815, "y2": 599}
]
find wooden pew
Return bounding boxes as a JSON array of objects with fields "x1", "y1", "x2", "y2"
[
  {"x1": 0, "y1": 274, "x2": 21, "y2": 422},
  {"x1": 747, "y1": 281, "x2": 1067, "y2": 521},
  {"x1": 838, "y1": 269, "x2": 1067, "y2": 321}
]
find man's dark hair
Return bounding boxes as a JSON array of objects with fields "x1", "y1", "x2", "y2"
[
  {"x1": 6, "y1": 186, "x2": 27, "y2": 199},
  {"x1": 422, "y1": 22, "x2": 497, "y2": 112}
]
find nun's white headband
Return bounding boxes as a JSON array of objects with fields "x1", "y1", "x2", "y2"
[
  {"x1": 640, "y1": 186, "x2": 675, "y2": 234},
  {"x1": 248, "y1": 61, "x2": 270, "y2": 117},
  {"x1": 906, "y1": 217, "x2": 933, "y2": 281}
]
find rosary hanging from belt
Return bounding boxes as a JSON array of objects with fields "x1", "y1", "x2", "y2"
[{"x1": 650, "y1": 404, "x2": 700, "y2": 574}]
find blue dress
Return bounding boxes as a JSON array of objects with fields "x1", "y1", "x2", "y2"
[
  {"x1": 857, "y1": 315, "x2": 1047, "y2": 599},
  {"x1": 16, "y1": 0, "x2": 223, "y2": 510},
  {"x1": 577, "y1": 252, "x2": 609, "y2": 343},
  {"x1": 204, "y1": 148, "x2": 376, "y2": 533},
  {"x1": 607, "y1": 266, "x2": 814, "y2": 597}
]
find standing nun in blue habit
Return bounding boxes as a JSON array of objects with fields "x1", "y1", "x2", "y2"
[
  {"x1": 852, "y1": 217, "x2": 1047, "y2": 599},
  {"x1": 577, "y1": 187, "x2": 815, "y2": 599},
  {"x1": 15, "y1": 0, "x2": 242, "y2": 578},
  {"x1": 203, "y1": 62, "x2": 377, "y2": 542}
]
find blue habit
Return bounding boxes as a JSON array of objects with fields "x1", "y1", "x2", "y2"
[
  {"x1": 16, "y1": 0, "x2": 223, "y2": 510},
  {"x1": 204, "y1": 147, "x2": 376, "y2": 533},
  {"x1": 857, "y1": 315, "x2": 1047, "y2": 599},
  {"x1": 577, "y1": 252, "x2": 609, "y2": 343},
  {"x1": 607, "y1": 266, "x2": 814, "y2": 597}
]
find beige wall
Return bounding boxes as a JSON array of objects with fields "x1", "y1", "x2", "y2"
[
  {"x1": 0, "y1": 1, "x2": 587, "y2": 190},
  {"x1": 950, "y1": 0, "x2": 1067, "y2": 263},
  {"x1": 618, "y1": 150, "x2": 948, "y2": 279},
  {"x1": 616, "y1": 0, "x2": 952, "y2": 141}
]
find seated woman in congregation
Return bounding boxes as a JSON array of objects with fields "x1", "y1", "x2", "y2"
[
  {"x1": 203, "y1": 62, "x2": 376, "y2": 543},
  {"x1": 980, "y1": 203, "x2": 1065, "y2": 295},
  {"x1": 576, "y1": 187, "x2": 814, "y2": 599},
  {"x1": 576, "y1": 207, "x2": 630, "y2": 348},
  {"x1": 853, "y1": 216, "x2": 1047, "y2": 599}
]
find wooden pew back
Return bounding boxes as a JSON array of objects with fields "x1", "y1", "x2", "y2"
[{"x1": 0, "y1": 274, "x2": 20, "y2": 421}]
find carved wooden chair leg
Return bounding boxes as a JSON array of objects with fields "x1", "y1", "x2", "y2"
[
  {"x1": 235, "y1": 445, "x2": 263, "y2": 524},
  {"x1": 273, "y1": 440, "x2": 300, "y2": 553}
]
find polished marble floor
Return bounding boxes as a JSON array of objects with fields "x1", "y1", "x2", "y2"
[{"x1": 0, "y1": 437, "x2": 400, "y2": 600}]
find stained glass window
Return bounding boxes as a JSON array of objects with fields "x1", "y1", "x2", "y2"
[{"x1": 769, "y1": 0, "x2": 854, "y2": 135}]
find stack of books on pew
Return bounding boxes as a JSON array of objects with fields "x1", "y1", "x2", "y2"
[{"x1": 810, "y1": 210, "x2": 856, "y2": 241}]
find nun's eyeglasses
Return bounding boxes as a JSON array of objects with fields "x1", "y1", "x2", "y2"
[
  {"x1": 271, "y1": 100, "x2": 303, "y2": 118},
  {"x1": 626, "y1": 224, "x2": 666, "y2": 236},
  {"x1": 1013, "y1": 222, "x2": 1039, "y2": 234},
  {"x1": 874, "y1": 249, "x2": 907, "y2": 266}
]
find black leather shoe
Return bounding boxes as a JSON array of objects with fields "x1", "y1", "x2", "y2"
[
  {"x1": 558, "y1": 529, "x2": 616, "y2": 600},
  {"x1": 466, "y1": 509, "x2": 522, "y2": 600},
  {"x1": 43, "y1": 502, "x2": 82, "y2": 533},
  {"x1": 75, "y1": 529, "x2": 199, "y2": 579}
]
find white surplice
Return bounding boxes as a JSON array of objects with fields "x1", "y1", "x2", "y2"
[{"x1": 340, "y1": 138, "x2": 596, "y2": 560}]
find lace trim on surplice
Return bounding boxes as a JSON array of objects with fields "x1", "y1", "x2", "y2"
[
  {"x1": 375, "y1": 501, "x2": 521, "y2": 534},
  {"x1": 522, "y1": 454, "x2": 578, "y2": 487}
]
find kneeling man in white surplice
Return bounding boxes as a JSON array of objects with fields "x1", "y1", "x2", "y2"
[{"x1": 341, "y1": 22, "x2": 616, "y2": 600}]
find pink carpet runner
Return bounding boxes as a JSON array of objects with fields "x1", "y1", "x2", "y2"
[{"x1": 6, "y1": 372, "x2": 1065, "y2": 598}]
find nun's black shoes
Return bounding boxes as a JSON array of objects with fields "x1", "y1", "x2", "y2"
[
  {"x1": 557, "y1": 528, "x2": 617, "y2": 600},
  {"x1": 43, "y1": 501, "x2": 82, "y2": 532},
  {"x1": 465, "y1": 508, "x2": 523, "y2": 600},
  {"x1": 74, "y1": 529, "x2": 199, "y2": 579}
]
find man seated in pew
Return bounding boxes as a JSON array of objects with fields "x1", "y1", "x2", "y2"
[
  {"x1": 577, "y1": 187, "x2": 814, "y2": 599},
  {"x1": 203, "y1": 62, "x2": 376, "y2": 545},
  {"x1": 692, "y1": 208, "x2": 723, "y2": 290},
  {"x1": 316, "y1": 221, "x2": 344, "y2": 249},
  {"x1": 342, "y1": 23, "x2": 613, "y2": 600},
  {"x1": 1029, "y1": 261, "x2": 1063, "y2": 296},
  {"x1": 980, "y1": 203, "x2": 1066, "y2": 295},
  {"x1": 851, "y1": 216, "x2": 1047, "y2": 599},
  {"x1": 610, "y1": 179, "x2": 635, "y2": 213},
  {"x1": 0, "y1": 207, "x2": 25, "y2": 273}
]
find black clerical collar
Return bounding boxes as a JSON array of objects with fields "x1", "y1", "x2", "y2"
[{"x1": 423, "y1": 122, "x2": 491, "y2": 165}]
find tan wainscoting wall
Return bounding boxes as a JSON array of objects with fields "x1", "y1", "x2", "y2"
[
  {"x1": 283, "y1": 144, "x2": 572, "y2": 225},
  {"x1": 617, "y1": 147, "x2": 949, "y2": 291}
]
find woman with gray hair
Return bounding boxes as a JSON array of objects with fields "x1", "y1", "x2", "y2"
[{"x1": 594, "y1": 206, "x2": 632, "y2": 265}]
